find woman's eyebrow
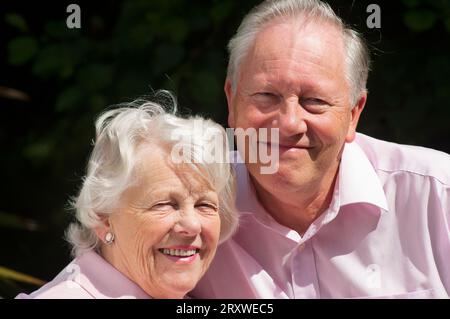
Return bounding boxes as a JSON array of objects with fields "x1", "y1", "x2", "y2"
[
  {"x1": 132, "y1": 188, "x2": 173, "y2": 203},
  {"x1": 195, "y1": 190, "x2": 219, "y2": 201}
]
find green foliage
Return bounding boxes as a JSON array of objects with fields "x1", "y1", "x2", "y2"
[
  {"x1": 4, "y1": 13, "x2": 28, "y2": 32},
  {"x1": 402, "y1": 0, "x2": 421, "y2": 7},
  {"x1": 402, "y1": 0, "x2": 450, "y2": 32},
  {"x1": 7, "y1": 36, "x2": 38, "y2": 65},
  {"x1": 404, "y1": 10, "x2": 437, "y2": 31}
]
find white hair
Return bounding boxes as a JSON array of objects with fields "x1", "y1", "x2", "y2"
[
  {"x1": 66, "y1": 91, "x2": 238, "y2": 257},
  {"x1": 227, "y1": 0, "x2": 371, "y2": 106}
]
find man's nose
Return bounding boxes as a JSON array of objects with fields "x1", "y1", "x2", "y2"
[
  {"x1": 278, "y1": 99, "x2": 307, "y2": 137},
  {"x1": 173, "y1": 209, "x2": 202, "y2": 236}
]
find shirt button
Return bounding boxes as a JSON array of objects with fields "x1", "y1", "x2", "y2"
[{"x1": 298, "y1": 244, "x2": 305, "y2": 252}]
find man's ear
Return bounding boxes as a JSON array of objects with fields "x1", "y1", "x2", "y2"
[
  {"x1": 94, "y1": 215, "x2": 111, "y2": 244},
  {"x1": 345, "y1": 91, "x2": 367, "y2": 143},
  {"x1": 224, "y1": 78, "x2": 235, "y2": 128}
]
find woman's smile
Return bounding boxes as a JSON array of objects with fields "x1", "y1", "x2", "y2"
[{"x1": 158, "y1": 245, "x2": 201, "y2": 264}]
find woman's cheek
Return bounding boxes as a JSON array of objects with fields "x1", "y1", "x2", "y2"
[{"x1": 203, "y1": 216, "x2": 221, "y2": 246}]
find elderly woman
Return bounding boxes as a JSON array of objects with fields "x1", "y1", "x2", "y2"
[{"x1": 16, "y1": 92, "x2": 238, "y2": 298}]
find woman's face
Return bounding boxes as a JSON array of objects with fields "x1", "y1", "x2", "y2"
[{"x1": 100, "y1": 148, "x2": 221, "y2": 298}]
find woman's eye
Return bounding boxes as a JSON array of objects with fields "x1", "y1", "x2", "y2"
[
  {"x1": 152, "y1": 202, "x2": 177, "y2": 211},
  {"x1": 196, "y1": 203, "x2": 218, "y2": 213}
]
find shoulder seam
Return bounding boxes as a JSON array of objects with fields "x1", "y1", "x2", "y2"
[{"x1": 375, "y1": 167, "x2": 450, "y2": 187}]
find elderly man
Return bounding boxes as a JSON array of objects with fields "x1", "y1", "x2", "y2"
[{"x1": 192, "y1": 0, "x2": 450, "y2": 298}]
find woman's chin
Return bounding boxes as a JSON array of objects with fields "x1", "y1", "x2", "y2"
[
  {"x1": 153, "y1": 284, "x2": 195, "y2": 299},
  {"x1": 152, "y1": 275, "x2": 200, "y2": 298}
]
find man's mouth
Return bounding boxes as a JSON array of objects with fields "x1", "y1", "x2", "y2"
[{"x1": 260, "y1": 142, "x2": 312, "y2": 150}]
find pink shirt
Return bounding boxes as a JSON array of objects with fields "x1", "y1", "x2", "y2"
[
  {"x1": 16, "y1": 251, "x2": 151, "y2": 299},
  {"x1": 192, "y1": 133, "x2": 450, "y2": 299}
]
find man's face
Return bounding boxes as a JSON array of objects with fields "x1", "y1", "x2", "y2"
[{"x1": 226, "y1": 20, "x2": 365, "y2": 193}]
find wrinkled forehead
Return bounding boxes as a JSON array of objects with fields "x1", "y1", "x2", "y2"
[
  {"x1": 247, "y1": 19, "x2": 346, "y2": 74},
  {"x1": 134, "y1": 143, "x2": 216, "y2": 193}
]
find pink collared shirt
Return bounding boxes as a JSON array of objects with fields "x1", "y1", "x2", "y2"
[
  {"x1": 192, "y1": 133, "x2": 450, "y2": 299},
  {"x1": 16, "y1": 251, "x2": 151, "y2": 299}
]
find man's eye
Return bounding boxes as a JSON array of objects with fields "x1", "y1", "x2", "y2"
[
  {"x1": 255, "y1": 92, "x2": 278, "y2": 98},
  {"x1": 302, "y1": 97, "x2": 327, "y2": 104},
  {"x1": 300, "y1": 97, "x2": 330, "y2": 112},
  {"x1": 258, "y1": 92, "x2": 275, "y2": 96},
  {"x1": 251, "y1": 92, "x2": 280, "y2": 108}
]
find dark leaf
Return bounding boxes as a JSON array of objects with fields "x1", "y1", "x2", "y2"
[
  {"x1": 404, "y1": 10, "x2": 437, "y2": 32},
  {"x1": 7, "y1": 37, "x2": 38, "y2": 65},
  {"x1": 4, "y1": 13, "x2": 28, "y2": 32}
]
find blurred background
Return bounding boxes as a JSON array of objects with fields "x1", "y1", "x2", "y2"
[{"x1": 1, "y1": 0, "x2": 449, "y2": 298}]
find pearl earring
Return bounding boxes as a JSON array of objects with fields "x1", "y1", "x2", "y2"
[{"x1": 105, "y1": 232, "x2": 115, "y2": 244}]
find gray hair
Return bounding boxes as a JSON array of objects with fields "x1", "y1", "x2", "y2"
[
  {"x1": 66, "y1": 91, "x2": 238, "y2": 257},
  {"x1": 227, "y1": 0, "x2": 371, "y2": 106}
]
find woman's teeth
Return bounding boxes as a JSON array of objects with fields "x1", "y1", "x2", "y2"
[{"x1": 160, "y1": 248, "x2": 198, "y2": 257}]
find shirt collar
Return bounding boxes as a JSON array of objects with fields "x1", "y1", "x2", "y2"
[
  {"x1": 233, "y1": 138, "x2": 389, "y2": 232},
  {"x1": 74, "y1": 250, "x2": 151, "y2": 299},
  {"x1": 339, "y1": 140, "x2": 389, "y2": 212},
  {"x1": 233, "y1": 140, "x2": 389, "y2": 213},
  {"x1": 233, "y1": 139, "x2": 389, "y2": 243}
]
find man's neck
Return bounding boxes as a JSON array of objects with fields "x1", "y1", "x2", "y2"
[{"x1": 250, "y1": 167, "x2": 339, "y2": 236}]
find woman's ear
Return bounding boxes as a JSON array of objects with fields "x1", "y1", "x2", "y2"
[{"x1": 94, "y1": 215, "x2": 112, "y2": 244}]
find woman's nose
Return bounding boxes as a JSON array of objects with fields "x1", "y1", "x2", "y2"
[{"x1": 173, "y1": 209, "x2": 202, "y2": 236}]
